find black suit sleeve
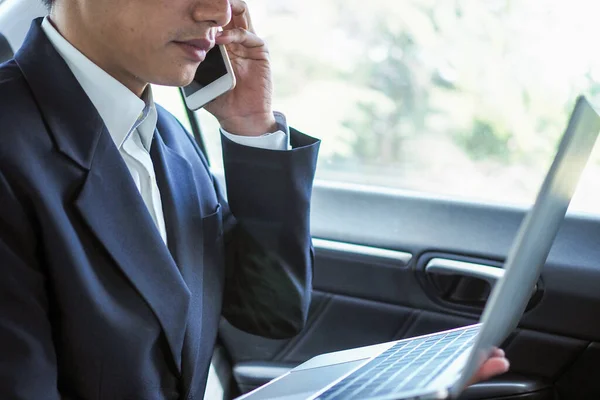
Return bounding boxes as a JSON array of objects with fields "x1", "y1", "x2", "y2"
[
  {"x1": 0, "y1": 171, "x2": 61, "y2": 399},
  {"x1": 217, "y1": 129, "x2": 320, "y2": 339}
]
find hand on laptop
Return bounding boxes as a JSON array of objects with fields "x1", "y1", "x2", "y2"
[{"x1": 467, "y1": 348, "x2": 510, "y2": 386}]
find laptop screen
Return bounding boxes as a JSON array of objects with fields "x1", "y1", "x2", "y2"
[{"x1": 453, "y1": 96, "x2": 600, "y2": 394}]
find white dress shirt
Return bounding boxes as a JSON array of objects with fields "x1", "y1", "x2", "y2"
[{"x1": 40, "y1": 17, "x2": 290, "y2": 245}]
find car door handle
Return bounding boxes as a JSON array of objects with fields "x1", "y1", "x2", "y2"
[{"x1": 425, "y1": 258, "x2": 504, "y2": 287}]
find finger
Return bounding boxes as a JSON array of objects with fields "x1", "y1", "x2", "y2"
[
  {"x1": 216, "y1": 28, "x2": 264, "y2": 49},
  {"x1": 467, "y1": 357, "x2": 510, "y2": 386},
  {"x1": 229, "y1": 0, "x2": 255, "y2": 33}
]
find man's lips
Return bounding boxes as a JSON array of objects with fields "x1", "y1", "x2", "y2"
[
  {"x1": 174, "y1": 39, "x2": 214, "y2": 62},
  {"x1": 177, "y1": 38, "x2": 213, "y2": 51}
]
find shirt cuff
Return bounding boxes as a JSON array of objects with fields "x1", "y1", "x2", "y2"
[{"x1": 220, "y1": 112, "x2": 291, "y2": 151}]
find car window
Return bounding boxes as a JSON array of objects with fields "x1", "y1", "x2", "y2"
[{"x1": 171, "y1": 0, "x2": 600, "y2": 214}]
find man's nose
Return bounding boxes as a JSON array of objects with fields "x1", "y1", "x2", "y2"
[{"x1": 192, "y1": 0, "x2": 232, "y2": 28}]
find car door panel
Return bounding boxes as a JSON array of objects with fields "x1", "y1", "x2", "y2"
[
  {"x1": 222, "y1": 182, "x2": 600, "y2": 399},
  {"x1": 223, "y1": 295, "x2": 587, "y2": 377},
  {"x1": 556, "y1": 342, "x2": 600, "y2": 398}
]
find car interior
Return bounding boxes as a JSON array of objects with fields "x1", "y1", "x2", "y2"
[{"x1": 2, "y1": 0, "x2": 600, "y2": 399}]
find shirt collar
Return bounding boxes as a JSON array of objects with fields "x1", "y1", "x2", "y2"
[
  {"x1": 41, "y1": 16, "x2": 157, "y2": 150},
  {"x1": 135, "y1": 88, "x2": 158, "y2": 151}
]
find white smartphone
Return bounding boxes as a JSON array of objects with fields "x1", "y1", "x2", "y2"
[{"x1": 181, "y1": 44, "x2": 236, "y2": 111}]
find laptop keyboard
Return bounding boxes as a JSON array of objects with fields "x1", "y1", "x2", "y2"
[{"x1": 314, "y1": 325, "x2": 480, "y2": 400}]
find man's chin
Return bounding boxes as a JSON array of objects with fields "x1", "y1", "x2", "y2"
[
  {"x1": 149, "y1": 69, "x2": 197, "y2": 88},
  {"x1": 179, "y1": 75, "x2": 196, "y2": 88}
]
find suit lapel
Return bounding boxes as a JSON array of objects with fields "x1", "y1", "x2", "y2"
[
  {"x1": 150, "y1": 131, "x2": 204, "y2": 280},
  {"x1": 151, "y1": 122, "x2": 206, "y2": 393},
  {"x1": 74, "y1": 128, "x2": 191, "y2": 372},
  {"x1": 15, "y1": 19, "x2": 190, "y2": 373}
]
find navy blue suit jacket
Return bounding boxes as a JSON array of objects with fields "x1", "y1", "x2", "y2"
[{"x1": 0, "y1": 20, "x2": 319, "y2": 400}]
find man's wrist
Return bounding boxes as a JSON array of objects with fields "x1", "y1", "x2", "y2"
[{"x1": 218, "y1": 112, "x2": 278, "y2": 137}]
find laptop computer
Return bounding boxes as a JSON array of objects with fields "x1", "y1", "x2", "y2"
[{"x1": 236, "y1": 96, "x2": 600, "y2": 400}]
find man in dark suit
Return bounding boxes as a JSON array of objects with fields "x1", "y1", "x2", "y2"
[
  {"x1": 0, "y1": 0, "x2": 507, "y2": 398},
  {"x1": 0, "y1": 0, "x2": 320, "y2": 398}
]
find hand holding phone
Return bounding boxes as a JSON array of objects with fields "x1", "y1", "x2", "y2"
[{"x1": 182, "y1": 0, "x2": 276, "y2": 135}]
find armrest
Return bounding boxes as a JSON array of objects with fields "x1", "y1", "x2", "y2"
[{"x1": 459, "y1": 373, "x2": 553, "y2": 399}]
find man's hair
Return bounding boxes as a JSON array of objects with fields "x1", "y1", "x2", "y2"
[{"x1": 42, "y1": 0, "x2": 54, "y2": 8}]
